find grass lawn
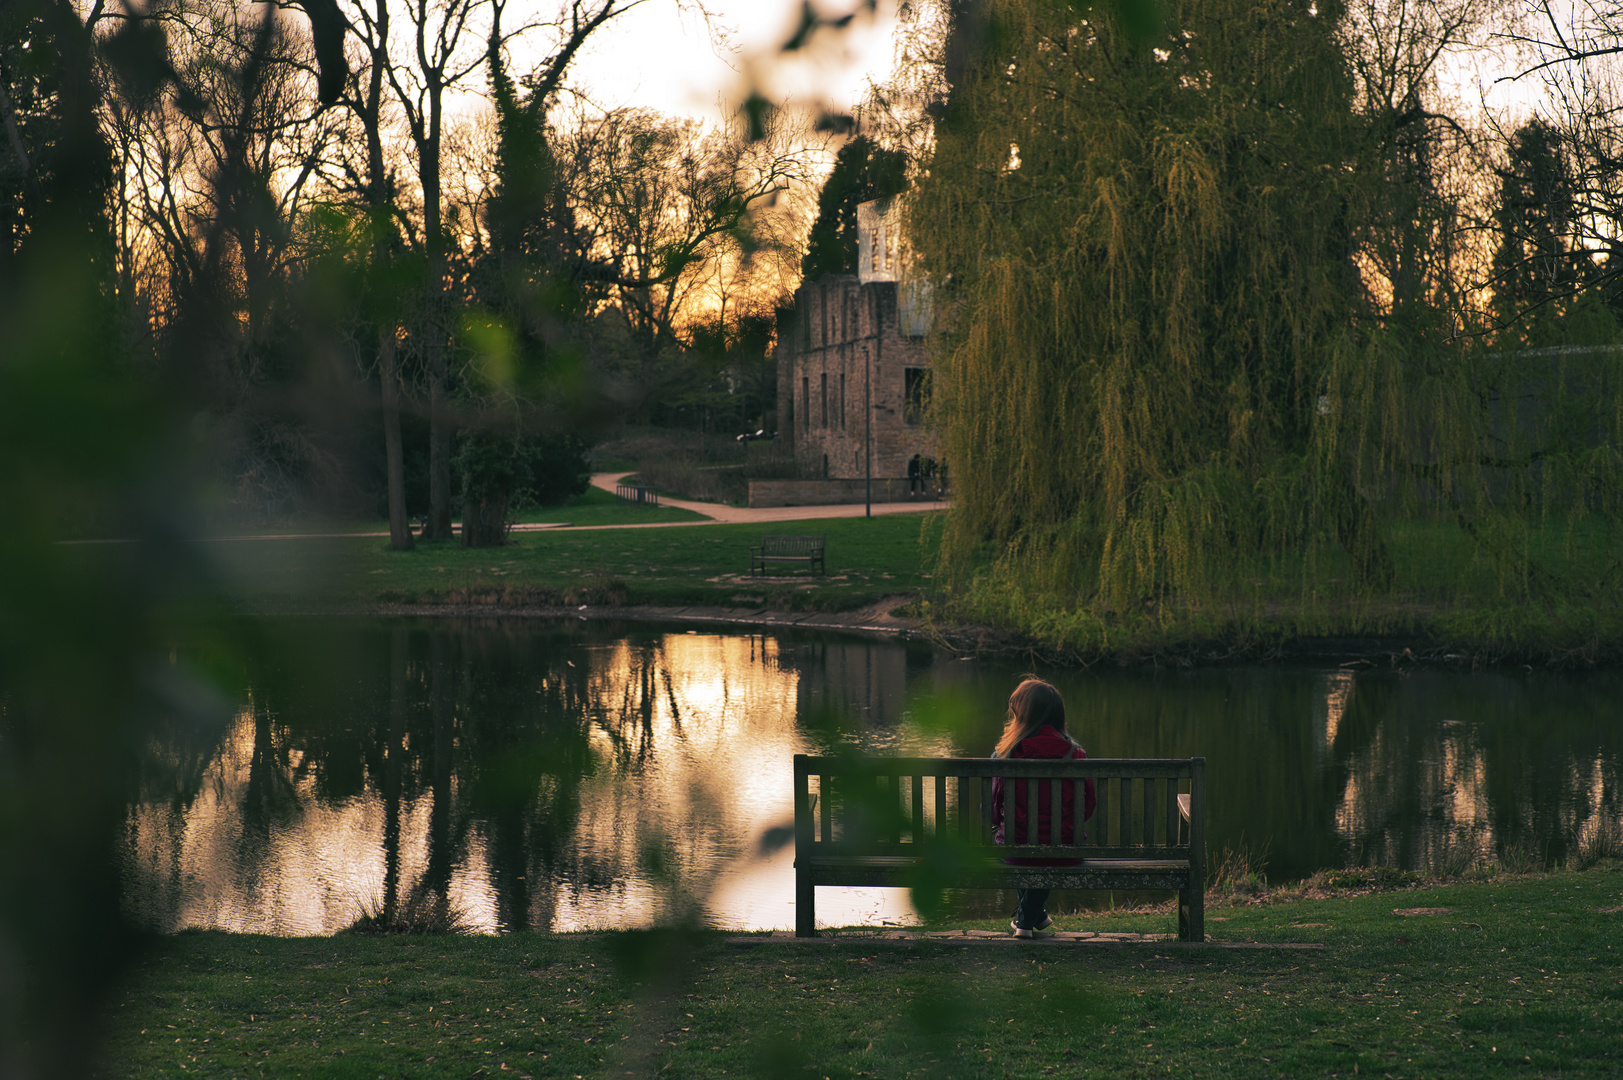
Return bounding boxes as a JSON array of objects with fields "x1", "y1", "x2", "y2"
[
  {"x1": 96, "y1": 863, "x2": 1623, "y2": 1078},
  {"x1": 200, "y1": 510, "x2": 945, "y2": 614},
  {"x1": 196, "y1": 486, "x2": 707, "y2": 537},
  {"x1": 507, "y1": 486, "x2": 707, "y2": 527}
]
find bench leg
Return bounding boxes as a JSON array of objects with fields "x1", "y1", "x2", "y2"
[
  {"x1": 1179, "y1": 882, "x2": 1204, "y2": 942},
  {"x1": 796, "y1": 873, "x2": 816, "y2": 937}
]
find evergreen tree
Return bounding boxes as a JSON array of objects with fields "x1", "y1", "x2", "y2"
[
  {"x1": 1491, "y1": 119, "x2": 1584, "y2": 343},
  {"x1": 801, "y1": 134, "x2": 908, "y2": 279}
]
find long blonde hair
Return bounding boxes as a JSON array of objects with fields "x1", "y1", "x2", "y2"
[{"x1": 992, "y1": 677, "x2": 1071, "y2": 758}]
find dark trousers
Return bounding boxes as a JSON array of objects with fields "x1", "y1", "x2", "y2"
[{"x1": 1013, "y1": 888, "x2": 1051, "y2": 929}]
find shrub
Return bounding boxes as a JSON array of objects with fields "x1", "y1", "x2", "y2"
[{"x1": 456, "y1": 429, "x2": 589, "y2": 545}]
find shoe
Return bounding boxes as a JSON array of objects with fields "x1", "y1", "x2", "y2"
[
  {"x1": 1010, "y1": 920, "x2": 1033, "y2": 938},
  {"x1": 1034, "y1": 914, "x2": 1054, "y2": 932}
]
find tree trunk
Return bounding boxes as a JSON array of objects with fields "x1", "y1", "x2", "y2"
[
  {"x1": 381, "y1": 328, "x2": 414, "y2": 549},
  {"x1": 422, "y1": 112, "x2": 455, "y2": 541},
  {"x1": 429, "y1": 347, "x2": 453, "y2": 538},
  {"x1": 382, "y1": 625, "x2": 407, "y2": 923},
  {"x1": 460, "y1": 493, "x2": 509, "y2": 547},
  {"x1": 1330, "y1": 466, "x2": 1395, "y2": 589}
]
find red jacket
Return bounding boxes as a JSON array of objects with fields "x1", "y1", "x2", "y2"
[{"x1": 991, "y1": 725, "x2": 1098, "y2": 865}]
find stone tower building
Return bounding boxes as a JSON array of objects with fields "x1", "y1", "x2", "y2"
[{"x1": 767, "y1": 199, "x2": 938, "y2": 505}]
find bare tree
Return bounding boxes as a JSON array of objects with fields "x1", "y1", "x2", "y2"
[
  {"x1": 325, "y1": 0, "x2": 418, "y2": 546},
  {"x1": 109, "y1": 1, "x2": 341, "y2": 397},
  {"x1": 1340, "y1": 0, "x2": 1502, "y2": 331},
  {"x1": 1495, "y1": 2, "x2": 1623, "y2": 322},
  {"x1": 96, "y1": 2, "x2": 372, "y2": 525},
  {"x1": 330, "y1": 0, "x2": 667, "y2": 542},
  {"x1": 561, "y1": 104, "x2": 815, "y2": 353}
]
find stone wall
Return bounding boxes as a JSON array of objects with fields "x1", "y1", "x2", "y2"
[
  {"x1": 747, "y1": 478, "x2": 947, "y2": 507},
  {"x1": 776, "y1": 277, "x2": 939, "y2": 481}
]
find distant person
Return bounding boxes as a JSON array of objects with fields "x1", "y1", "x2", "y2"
[
  {"x1": 990, "y1": 677, "x2": 1098, "y2": 938},
  {"x1": 907, "y1": 453, "x2": 922, "y2": 496}
]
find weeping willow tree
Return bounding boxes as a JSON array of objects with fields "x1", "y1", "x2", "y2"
[{"x1": 909, "y1": 0, "x2": 1623, "y2": 654}]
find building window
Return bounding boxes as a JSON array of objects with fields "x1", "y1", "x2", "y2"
[
  {"x1": 904, "y1": 367, "x2": 931, "y2": 427},
  {"x1": 839, "y1": 373, "x2": 846, "y2": 429},
  {"x1": 820, "y1": 373, "x2": 828, "y2": 427},
  {"x1": 802, "y1": 377, "x2": 810, "y2": 430}
]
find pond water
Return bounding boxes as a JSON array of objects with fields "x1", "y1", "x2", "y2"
[{"x1": 121, "y1": 618, "x2": 1622, "y2": 935}]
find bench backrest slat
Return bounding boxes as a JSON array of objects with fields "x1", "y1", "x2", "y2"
[
  {"x1": 911, "y1": 774, "x2": 926, "y2": 843},
  {"x1": 760, "y1": 535, "x2": 824, "y2": 554},
  {"x1": 1144, "y1": 773, "x2": 1156, "y2": 845},
  {"x1": 956, "y1": 775, "x2": 979, "y2": 845},
  {"x1": 794, "y1": 756, "x2": 1203, "y2": 857},
  {"x1": 796, "y1": 757, "x2": 1196, "y2": 777},
  {"x1": 1118, "y1": 772, "x2": 1132, "y2": 847}
]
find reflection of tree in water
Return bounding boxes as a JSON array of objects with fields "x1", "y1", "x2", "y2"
[
  {"x1": 233, "y1": 693, "x2": 305, "y2": 918},
  {"x1": 574, "y1": 633, "x2": 764, "y2": 927},
  {"x1": 452, "y1": 623, "x2": 596, "y2": 931},
  {"x1": 597, "y1": 639, "x2": 682, "y2": 768},
  {"x1": 129, "y1": 622, "x2": 888, "y2": 931},
  {"x1": 126, "y1": 623, "x2": 1623, "y2": 934},
  {"x1": 782, "y1": 636, "x2": 914, "y2": 749},
  {"x1": 1327, "y1": 671, "x2": 1623, "y2": 869}
]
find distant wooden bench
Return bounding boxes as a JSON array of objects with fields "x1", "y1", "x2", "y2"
[
  {"x1": 792, "y1": 755, "x2": 1206, "y2": 940},
  {"x1": 615, "y1": 481, "x2": 658, "y2": 506},
  {"x1": 750, "y1": 534, "x2": 825, "y2": 575}
]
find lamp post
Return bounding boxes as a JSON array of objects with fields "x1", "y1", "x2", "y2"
[{"x1": 865, "y1": 290, "x2": 873, "y2": 519}]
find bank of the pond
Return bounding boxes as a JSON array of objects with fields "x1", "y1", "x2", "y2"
[
  {"x1": 96, "y1": 863, "x2": 1623, "y2": 1079},
  {"x1": 369, "y1": 595, "x2": 933, "y2": 641},
  {"x1": 341, "y1": 596, "x2": 1603, "y2": 673},
  {"x1": 194, "y1": 505, "x2": 1623, "y2": 668}
]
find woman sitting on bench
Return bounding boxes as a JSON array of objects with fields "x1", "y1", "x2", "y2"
[{"x1": 990, "y1": 677, "x2": 1099, "y2": 938}]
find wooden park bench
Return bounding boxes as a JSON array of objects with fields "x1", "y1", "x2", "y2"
[
  {"x1": 615, "y1": 481, "x2": 658, "y2": 506},
  {"x1": 792, "y1": 755, "x2": 1206, "y2": 940},
  {"x1": 750, "y1": 534, "x2": 825, "y2": 575}
]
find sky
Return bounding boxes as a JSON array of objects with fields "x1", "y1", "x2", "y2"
[
  {"x1": 562, "y1": 0, "x2": 903, "y2": 121},
  {"x1": 558, "y1": 1, "x2": 1556, "y2": 130}
]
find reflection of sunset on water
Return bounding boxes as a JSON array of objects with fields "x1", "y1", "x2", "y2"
[
  {"x1": 120, "y1": 623, "x2": 1623, "y2": 936},
  {"x1": 561, "y1": 632, "x2": 806, "y2": 930},
  {"x1": 123, "y1": 628, "x2": 942, "y2": 934},
  {"x1": 1334, "y1": 717, "x2": 1499, "y2": 870},
  {"x1": 1325, "y1": 671, "x2": 1618, "y2": 873},
  {"x1": 125, "y1": 705, "x2": 444, "y2": 936}
]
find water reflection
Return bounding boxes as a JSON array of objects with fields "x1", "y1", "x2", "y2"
[
  {"x1": 120, "y1": 621, "x2": 1623, "y2": 934},
  {"x1": 1323, "y1": 669, "x2": 1621, "y2": 872},
  {"x1": 122, "y1": 623, "x2": 946, "y2": 934}
]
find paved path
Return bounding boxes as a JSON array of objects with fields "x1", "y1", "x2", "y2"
[
  {"x1": 120, "y1": 472, "x2": 951, "y2": 544},
  {"x1": 584, "y1": 472, "x2": 947, "y2": 525}
]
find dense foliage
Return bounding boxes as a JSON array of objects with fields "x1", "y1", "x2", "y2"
[
  {"x1": 801, "y1": 134, "x2": 909, "y2": 279},
  {"x1": 454, "y1": 428, "x2": 590, "y2": 545},
  {"x1": 910, "y1": 0, "x2": 1623, "y2": 652}
]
